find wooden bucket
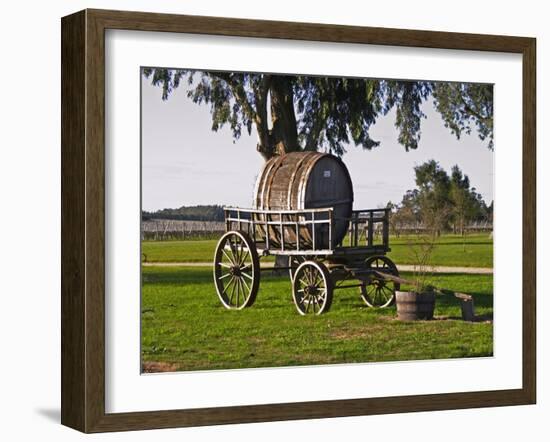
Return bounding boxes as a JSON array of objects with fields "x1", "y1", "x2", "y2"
[{"x1": 395, "y1": 291, "x2": 436, "y2": 321}]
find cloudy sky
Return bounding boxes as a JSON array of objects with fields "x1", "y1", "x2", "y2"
[{"x1": 141, "y1": 72, "x2": 494, "y2": 212}]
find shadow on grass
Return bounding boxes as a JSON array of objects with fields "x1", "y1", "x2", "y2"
[
  {"x1": 435, "y1": 291, "x2": 493, "y2": 309},
  {"x1": 434, "y1": 312, "x2": 493, "y2": 323},
  {"x1": 472, "y1": 312, "x2": 494, "y2": 322},
  {"x1": 142, "y1": 267, "x2": 213, "y2": 284},
  {"x1": 142, "y1": 267, "x2": 292, "y2": 284}
]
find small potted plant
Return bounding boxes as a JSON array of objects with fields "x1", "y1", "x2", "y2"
[{"x1": 395, "y1": 231, "x2": 436, "y2": 321}]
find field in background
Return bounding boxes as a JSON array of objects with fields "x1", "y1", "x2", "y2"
[
  {"x1": 142, "y1": 233, "x2": 493, "y2": 268},
  {"x1": 141, "y1": 266, "x2": 493, "y2": 372},
  {"x1": 142, "y1": 219, "x2": 224, "y2": 241}
]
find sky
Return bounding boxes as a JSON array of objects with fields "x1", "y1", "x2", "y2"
[{"x1": 141, "y1": 73, "x2": 494, "y2": 212}]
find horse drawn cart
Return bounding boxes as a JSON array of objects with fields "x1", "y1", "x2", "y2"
[{"x1": 212, "y1": 151, "x2": 401, "y2": 315}]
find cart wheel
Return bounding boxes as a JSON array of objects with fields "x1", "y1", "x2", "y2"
[
  {"x1": 360, "y1": 256, "x2": 400, "y2": 308},
  {"x1": 213, "y1": 231, "x2": 260, "y2": 310},
  {"x1": 292, "y1": 261, "x2": 333, "y2": 315},
  {"x1": 288, "y1": 255, "x2": 307, "y2": 281}
]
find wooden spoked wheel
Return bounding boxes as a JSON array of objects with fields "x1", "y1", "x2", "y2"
[
  {"x1": 213, "y1": 231, "x2": 260, "y2": 310},
  {"x1": 288, "y1": 255, "x2": 307, "y2": 281},
  {"x1": 360, "y1": 255, "x2": 400, "y2": 308},
  {"x1": 292, "y1": 261, "x2": 333, "y2": 315}
]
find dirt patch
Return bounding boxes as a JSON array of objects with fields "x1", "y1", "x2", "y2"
[
  {"x1": 142, "y1": 361, "x2": 179, "y2": 373},
  {"x1": 330, "y1": 330, "x2": 369, "y2": 339},
  {"x1": 329, "y1": 325, "x2": 388, "y2": 339}
]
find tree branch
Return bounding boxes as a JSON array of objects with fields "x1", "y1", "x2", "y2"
[
  {"x1": 209, "y1": 72, "x2": 257, "y2": 123},
  {"x1": 458, "y1": 94, "x2": 490, "y2": 123}
]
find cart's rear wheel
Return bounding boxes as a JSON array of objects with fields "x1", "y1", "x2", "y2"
[
  {"x1": 213, "y1": 231, "x2": 260, "y2": 310},
  {"x1": 292, "y1": 261, "x2": 333, "y2": 315},
  {"x1": 360, "y1": 256, "x2": 400, "y2": 308}
]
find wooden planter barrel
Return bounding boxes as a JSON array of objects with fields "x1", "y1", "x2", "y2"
[
  {"x1": 253, "y1": 152, "x2": 354, "y2": 249},
  {"x1": 395, "y1": 291, "x2": 436, "y2": 321}
]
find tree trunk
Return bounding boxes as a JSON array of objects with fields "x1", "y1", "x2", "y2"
[
  {"x1": 269, "y1": 77, "x2": 299, "y2": 156},
  {"x1": 254, "y1": 76, "x2": 299, "y2": 161}
]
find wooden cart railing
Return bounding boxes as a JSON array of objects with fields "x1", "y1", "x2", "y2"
[
  {"x1": 223, "y1": 207, "x2": 390, "y2": 255},
  {"x1": 345, "y1": 208, "x2": 390, "y2": 249}
]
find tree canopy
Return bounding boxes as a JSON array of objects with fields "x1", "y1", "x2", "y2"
[{"x1": 143, "y1": 68, "x2": 493, "y2": 160}]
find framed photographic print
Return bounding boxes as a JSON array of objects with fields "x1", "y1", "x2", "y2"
[{"x1": 61, "y1": 9, "x2": 536, "y2": 433}]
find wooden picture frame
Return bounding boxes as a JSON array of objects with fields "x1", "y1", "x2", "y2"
[{"x1": 61, "y1": 8, "x2": 536, "y2": 433}]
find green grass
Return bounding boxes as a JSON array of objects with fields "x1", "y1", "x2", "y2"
[
  {"x1": 142, "y1": 239, "x2": 218, "y2": 263},
  {"x1": 141, "y1": 266, "x2": 493, "y2": 372},
  {"x1": 142, "y1": 233, "x2": 493, "y2": 267},
  {"x1": 387, "y1": 234, "x2": 493, "y2": 268}
]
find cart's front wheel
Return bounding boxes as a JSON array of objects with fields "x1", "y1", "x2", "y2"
[
  {"x1": 288, "y1": 255, "x2": 307, "y2": 281},
  {"x1": 213, "y1": 231, "x2": 260, "y2": 310},
  {"x1": 292, "y1": 261, "x2": 333, "y2": 315},
  {"x1": 360, "y1": 255, "x2": 400, "y2": 308}
]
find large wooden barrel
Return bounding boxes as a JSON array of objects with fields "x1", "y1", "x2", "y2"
[{"x1": 253, "y1": 152, "x2": 353, "y2": 249}]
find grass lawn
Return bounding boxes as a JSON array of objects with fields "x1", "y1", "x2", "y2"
[
  {"x1": 142, "y1": 239, "x2": 219, "y2": 263},
  {"x1": 142, "y1": 233, "x2": 493, "y2": 268},
  {"x1": 141, "y1": 266, "x2": 493, "y2": 372},
  {"x1": 388, "y1": 234, "x2": 493, "y2": 268}
]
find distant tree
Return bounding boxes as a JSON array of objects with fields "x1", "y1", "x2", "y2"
[
  {"x1": 387, "y1": 190, "x2": 422, "y2": 237},
  {"x1": 449, "y1": 165, "x2": 488, "y2": 234},
  {"x1": 413, "y1": 160, "x2": 452, "y2": 236},
  {"x1": 486, "y1": 200, "x2": 494, "y2": 223},
  {"x1": 142, "y1": 69, "x2": 493, "y2": 160},
  {"x1": 391, "y1": 161, "x2": 489, "y2": 236},
  {"x1": 142, "y1": 205, "x2": 225, "y2": 222},
  {"x1": 449, "y1": 165, "x2": 472, "y2": 235},
  {"x1": 400, "y1": 189, "x2": 421, "y2": 219}
]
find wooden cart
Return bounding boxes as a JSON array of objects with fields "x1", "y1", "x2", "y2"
[{"x1": 213, "y1": 206, "x2": 400, "y2": 315}]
